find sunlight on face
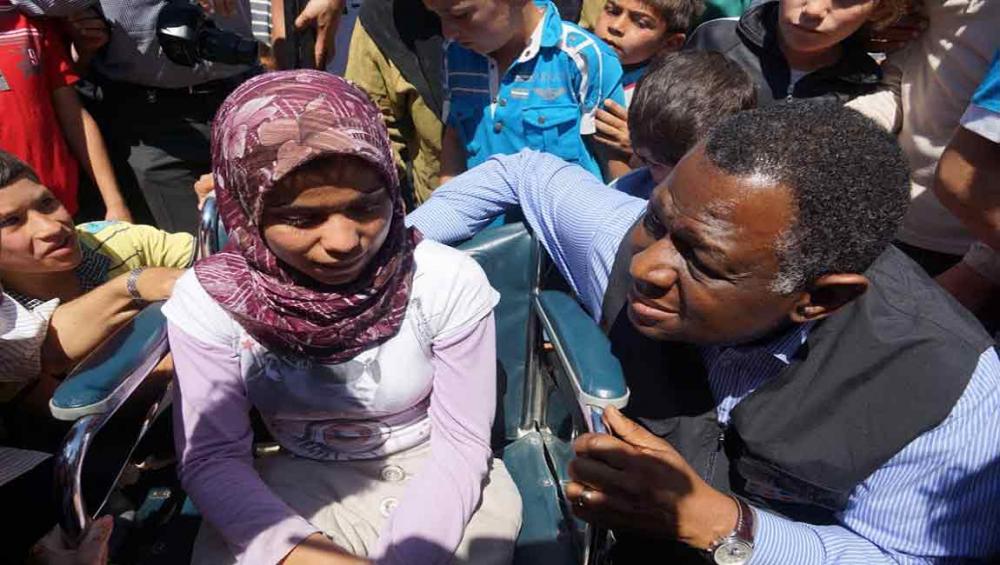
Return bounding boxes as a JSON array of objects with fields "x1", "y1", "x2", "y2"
[
  {"x1": 262, "y1": 158, "x2": 393, "y2": 287},
  {"x1": 0, "y1": 178, "x2": 80, "y2": 275}
]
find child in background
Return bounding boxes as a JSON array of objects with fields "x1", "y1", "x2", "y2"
[
  {"x1": 426, "y1": 0, "x2": 626, "y2": 183},
  {"x1": 615, "y1": 50, "x2": 756, "y2": 199},
  {"x1": 686, "y1": 0, "x2": 912, "y2": 106},
  {"x1": 0, "y1": 1, "x2": 130, "y2": 222},
  {"x1": 590, "y1": 0, "x2": 704, "y2": 164}
]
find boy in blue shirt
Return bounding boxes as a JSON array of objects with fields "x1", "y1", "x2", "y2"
[
  {"x1": 589, "y1": 0, "x2": 704, "y2": 166},
  {"x1": 426, "y1": 0, "x2": 626, "y2": 182}
]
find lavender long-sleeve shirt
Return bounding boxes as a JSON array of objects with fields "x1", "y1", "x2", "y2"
[{"x1": 165, "y1": 241, "x2": 503, "y2": 564}]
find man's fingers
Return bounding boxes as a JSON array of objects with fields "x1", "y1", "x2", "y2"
[
  {"x1": 568, "y1": 455, "x2": 641, "y2": 497},
  {"x1": 604, "y1": 405, "x2": 672, "y2": 452},
  {"x1": 573, "y1": 432, "x2": 640, "y2": 469},
  {"x1": 565, "y1": 480, "x2": 642, "y2": 518},
  {"x1": 603, "y1": 99, "x2": 628, "y2": 119},
  {"x1": 595, "y1": 108, "x2": 626, "y2": 129}
]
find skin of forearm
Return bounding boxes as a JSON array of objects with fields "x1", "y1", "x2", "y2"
[
  {"x1": 933, "y1": 128, "x2": 1000, "y2": 251},
  {"x1": 52, "y1": 86, "x2": 127, "y2": 210},
  {"x1": 40, "y1": 274, "x2": 140, "y2": 375}
]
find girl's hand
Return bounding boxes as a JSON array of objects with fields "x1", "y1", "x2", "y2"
[
  {"x1": 280, "y1": 533, "x2": 371, "y2": 565},
  {"x1": 595, "y1": 100, "x2": 632, "y2": 156}
]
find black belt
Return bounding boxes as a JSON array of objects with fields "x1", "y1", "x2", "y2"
[{"x1": 98, "y1": 67, "x2": 261, "y2": 104}]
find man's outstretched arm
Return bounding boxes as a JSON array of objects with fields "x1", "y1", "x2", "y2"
[{"x1": 407, "y1": 150, "x2": 645, "y2": 319}]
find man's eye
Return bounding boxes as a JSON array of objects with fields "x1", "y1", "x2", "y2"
[
  {"x1": 604, "y1": 3, "x2": 621, "y2": 14},
  {"x1": 641, "y1": 210, "x2": 666, "y2": 238},
  {"x1": 0, "y1": 215, "x2": 21, "y2": 228}
]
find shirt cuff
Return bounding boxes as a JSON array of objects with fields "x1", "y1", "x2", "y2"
[
  {"x1": 960, "y1": 104, "x2": 1000, "y2": 144},
  {"x1": 750, "y1": 508, "x2": 825, "y2": 564}
]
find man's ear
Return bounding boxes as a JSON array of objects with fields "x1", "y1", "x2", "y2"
[
  {"x1": 661, "y1": 32, "x2": 686, "y2": 52},
  {"x1": 788, "y1": 273, "x2": 869, "y2": 324}
]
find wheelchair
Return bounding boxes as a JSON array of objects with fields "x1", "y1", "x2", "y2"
[{"x1": 48, "y1": 198, "x2": 629, "y2": 564}]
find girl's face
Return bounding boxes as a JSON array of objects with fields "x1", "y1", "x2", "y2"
[
  {"x1": 778, "y1": 0, "x2": 881, "y2": 56},
  {"x1": 0, "y1": 177, "x2": 81, "y2": 275},
  {"x1": 595, "y1": 0, "x2": 675, "y2": 67},
  {"x1": 261, "y1": 159, "x2": 393, "y2": 287}
]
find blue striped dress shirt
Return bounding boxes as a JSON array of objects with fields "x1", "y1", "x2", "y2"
[{"x1": 407, "y1": 149, "x2": 1000, "y2": 562}]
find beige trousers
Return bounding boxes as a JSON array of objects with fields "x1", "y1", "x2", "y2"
[{"x1": 191, "y1": 443, "x2": 522, "y2": 564}]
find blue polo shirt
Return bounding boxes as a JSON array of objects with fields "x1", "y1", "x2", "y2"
[{"x1": 443, "y1": 1, "x2": 625, "y2": 180}]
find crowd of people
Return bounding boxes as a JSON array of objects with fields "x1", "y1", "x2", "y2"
[{"x1": 1, "y1": 0, "x2": 999, "y2": 563}]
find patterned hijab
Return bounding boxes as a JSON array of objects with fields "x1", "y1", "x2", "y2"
[{"x1": 195, "y1": 70, "x2": 421, "y2": 363}]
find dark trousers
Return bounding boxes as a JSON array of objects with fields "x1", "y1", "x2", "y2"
[{"x1": 80, "y1": 76, "x2": 243, "y2": 234}]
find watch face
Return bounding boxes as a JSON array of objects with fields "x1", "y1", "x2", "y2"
[{"x1": 713, "y1": 540, "x2": 753, "y2": 565}]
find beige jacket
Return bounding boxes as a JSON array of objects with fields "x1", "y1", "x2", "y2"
[
  {"x1": 345, "y1": 21, "x2": 443, "y2": 205},
  {"x1": 846, "y1": 0, "x2": 999, "y2": 255}
]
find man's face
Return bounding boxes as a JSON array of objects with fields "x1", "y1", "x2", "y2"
[
  {"x1": 423, "y1": 0, "x2": 519, "y2": 56},
  {"x1": 778, "y1": 0, "x2": 879, "y2": 55},
  {"x1": 594, "y1": 0, "x2": 671, "y2": 66},
  {"x1": 626, "y1": 144, "x2": 801, "y2": 345},
  {"x1": 0, "y1": 177, "x2": 81, "y2": 275}
]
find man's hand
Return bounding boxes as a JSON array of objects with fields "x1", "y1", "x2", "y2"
[
  {"x1": 294, "y1": 0, "x2": 344, "y2": 69},
  {"x1": 64, "y1": 8, "x2": 109, "y2": 55},
  {"x1": 28, "y1": 516, "x2": 113, "y2": 565},
  {"x1": 594, "y1": 100, "x2": 632, "y2": 156},
  {"x1": 194, "y1": 173, "x2": 215, "y2": 210},
  {"x1": 197, "y1": 0, "x2": 238, "y2": 16},
  {"x1": 563, "y1": 406, "x2": 738, "y2": 550}
]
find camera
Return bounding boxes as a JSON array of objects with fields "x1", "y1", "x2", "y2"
[{"x1": 156, "y1": 1, "x2": 259, "y2": 67}]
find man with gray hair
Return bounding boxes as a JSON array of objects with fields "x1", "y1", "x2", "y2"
[{"x1": 407, "y1": 101, "x2": 1000, "y2": 562}]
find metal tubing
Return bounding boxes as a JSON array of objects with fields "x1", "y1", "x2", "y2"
[{"x1": 519, "y1": 236, "x2": 546, "y2": 432}]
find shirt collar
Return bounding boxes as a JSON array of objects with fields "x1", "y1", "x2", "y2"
[
  {"x1": 517, "y1": 1, "x2": 562, "y2": 64},
  {"x1": 706, "y1": 321, "x2": 816, "y2": 366}
]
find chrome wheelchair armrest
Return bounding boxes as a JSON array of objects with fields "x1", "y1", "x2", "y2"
[
  {"x1": 196, "y1": 195, "x2": 221, "y2": 260},
  {"x1": 49, "y1": 303, "x2": 169, "y2": 422},
  {"x1": 533, "y1": 290, "x2": 629, "y2": 433},
  {"x1": 51, "y1": 303, "x2": 172, "y2": 544}
]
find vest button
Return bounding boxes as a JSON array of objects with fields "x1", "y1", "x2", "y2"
[
  {"x1": 494, "y1": 121, "x2": 504, "y2": 133},
  {"x1": 537, "y1": 115, "x2": 546, "y2": 125},
  {"x1": 499, "y1": 98, "x2": 507, "y2": 107}
]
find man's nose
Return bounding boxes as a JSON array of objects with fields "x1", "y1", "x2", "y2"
[{"x1": 629, "y1": 241, "x2": 679, "y2": 295}]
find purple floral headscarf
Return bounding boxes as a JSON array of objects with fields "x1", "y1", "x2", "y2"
[{"x1": 194, "y1": 70, "x2": 421, "y2": 363}]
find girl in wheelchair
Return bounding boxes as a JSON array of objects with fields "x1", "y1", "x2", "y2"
[{"x1": 162, "y1": 71, "x2": 521, "y2": 565}]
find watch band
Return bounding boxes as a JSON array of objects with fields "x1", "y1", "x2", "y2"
[
  {"x1": 126, "y1": 267, "x2": 147, "y2": 303},
  {"x1": 705, "y1": 495, "x2": 755, "y2": 564}
]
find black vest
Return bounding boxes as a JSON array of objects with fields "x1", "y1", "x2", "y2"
[{"x1": 601, "y1": 241, "x2": 991, "y2": 562}]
